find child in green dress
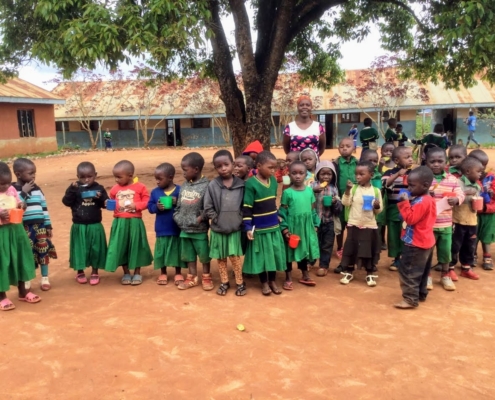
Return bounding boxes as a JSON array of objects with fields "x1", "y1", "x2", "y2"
[
  {"x1": 204, "y1": 150, "x2": 246, "y2": 296},
  {"x1": 243, "y1": 151, "x2": 287, "y2": 296},
  {"x1": 280, "y1": 161, "x2": 320, "y2": 288},
  {"x1": 62, "y1": 162, "x2": 108, "y2": 286}
]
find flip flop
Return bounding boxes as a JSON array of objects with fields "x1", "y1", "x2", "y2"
[
  {"x1": 121, "y1": 274, "x2": 132, "y2": 285},
  {"x1": 131, "y1": 274, "x2": 143, "y2": 286},
  {"x1": 283, "y1": 281, "x2": 293, "y2": 290},
  {"x1": 261, "y1": 286, "x2": 272, "y2": 296},
  {"x1": 157, "y1": 274, "x2": 168, "y2": 285},
  {"x1": 299, "y1": 278, "x2": 316, "y2": 286},
  {"x1": 18, "y1": 292, "x2": 41, "y2": 304},
  {"x1": 268, "y1": 282, "x2": 282, "y2": 295},
  {"x1": 174, "y1": 274, "x2": 184, "y2": 286},
  {"x1": 76, "y1": 273, "x2": 87, "y2": 284},
  {"x1": 0, "y1": 298, "x2": 15, "y2": 311},
  {"x1": 89, "y1": 274, "x2": 100, "y2": 286}
]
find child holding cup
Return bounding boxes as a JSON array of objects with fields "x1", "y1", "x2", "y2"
[
  {"x1": 340, "y1": 161, "x2": 383, "y2": 286},
  {"x1": 148, "y1": 163, "x2": 186, "y2": 286}
]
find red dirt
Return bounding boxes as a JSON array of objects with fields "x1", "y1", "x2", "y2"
[{"x1": 2, "y1": 147, "x2": 495, "y2": 400}]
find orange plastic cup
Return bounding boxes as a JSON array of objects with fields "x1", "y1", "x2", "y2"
[
  {"x1": 9, "y1": 208, "x2": 24, "y2": 224},
  {"x1": 472, "y1": 196, "x2": 484, "y2": 211},
  {"x1": 288, "y1": 234, "x2": 300, "y2": 249}
]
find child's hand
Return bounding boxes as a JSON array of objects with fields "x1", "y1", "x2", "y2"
[
  {"x1": 373, "y1": 199, "x2": 380, "y2": 209},
  {"x1": 447, "y1": 197, "x2": 459, "y2": 206},
  {"x1": 46, "y1": 228, "x2": 53, "y2": 238},
  {"x1": 346, "y1": 180, "x2": 354, "y2": 190},
  {"x1": 71, "y1": 181, "x2": 79, "y2": 188},
  {"x1": 104, "y1": 199, "x2": 108, "y2": 207},
  {"x1": 125, "y1": 203, "x2": 136, "y2": 212},
  {"x1": 22, "y1": 180, "x2": 35, "y2": 193},
  {"x1": 282, "y1": 230, "x2": 291, "y2": 242},
  {"x1": 196, "y1": 215, "x2": 202, "y2": 224},
  {"x1": 95, "y1": 191, "x2": 102, "y2": 198},
  {"x1": 332, "y1": 197, "x2": 338, "y2": 204},
  {"x1": 464, "y1": 188, "x2": 477, "y2": 196},
  {"x1": 0, "y1": 209, "x2": 9, "y2": 221},
  {"x1": 247, "y1": 231, "x2": 254, "y2": 241},
  {"x1": 398, "y1": 169, "x2": 408, "y2": 176},
  {"x1": 399, "y1": 192, "x2": 409, "y2": 201},
  {"x1": 313, "y1": 184, "x2": 323, "y2": 194},
  {"x1": 157, "y1": 202, "x2": 165, "y2": 211}
]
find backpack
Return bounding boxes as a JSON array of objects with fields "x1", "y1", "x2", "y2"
[{"x1": 344, "y1": 185, "x2": 380, "y2": 222}]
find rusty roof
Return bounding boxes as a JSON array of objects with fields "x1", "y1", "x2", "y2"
[{"x1": 0, "y1": 78, "x2": 64, "y2": 104}]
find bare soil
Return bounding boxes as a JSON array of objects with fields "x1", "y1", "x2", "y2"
[{"x1": 2, "y1": 147, "x2": 495, "y2": 400}]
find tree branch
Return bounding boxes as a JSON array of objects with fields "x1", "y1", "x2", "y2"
[
  {"x1": 371, "y1": 0, "x2": 426, "y2": 31},
  {"x1": 255, "y1": 0, "x2": 281, "y2": 73}
]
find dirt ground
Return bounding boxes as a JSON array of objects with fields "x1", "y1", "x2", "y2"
[{"x1": 2, "y1": 147, "x2": 495, "y2": 400}]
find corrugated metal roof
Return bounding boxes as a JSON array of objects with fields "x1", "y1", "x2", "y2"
[
  {"x1": 0, "y1": 78, "x2": 64, "y2": 104},
  {"x1": 52, "y1": 70, "x2": 495, "y2": 120}
]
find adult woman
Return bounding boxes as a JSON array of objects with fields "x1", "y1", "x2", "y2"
[{"x1": 283, "y1": 96, "x2": 326, "y2": 156}]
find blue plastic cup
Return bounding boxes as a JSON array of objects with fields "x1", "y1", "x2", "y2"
[
  {"x1": 398, "y1": 189, "x2": 411, "y2": 198},
  {"x1": 362, "y1": 195, "x2": 375, "y2": 211},
  {"x1": 106, "y1": 199, "x2": 116, "y2": 211}
]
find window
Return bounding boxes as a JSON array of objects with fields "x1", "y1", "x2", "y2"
[
  {"x1": 341, "y1": 113, "x2": 360, "y2": 123},
  {"x1": 18, "y1": 110, "x2": 36, "y2": 138},
  {"x1": 80, "y1": 120, "x2": 100, "y2": 131},
  {"x1": 55, "y1": 121, "x2": 70, "y2": 132},
  {"x1": 382, "y1": 111, "x2": 400, "y2": 122},
  {"x1": 118, "y1": 120, "x2": 136, "y2": 130},
  {"x1": 192, "y1": 118, "x2": 211, "y2": 129}
]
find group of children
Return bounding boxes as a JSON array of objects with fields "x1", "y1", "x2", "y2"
[{"x1": 0, "y1": 136, "x2": 494, "y2": 310}]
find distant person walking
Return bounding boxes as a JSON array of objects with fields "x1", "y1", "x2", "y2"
[
  {"x1": 348, "y1": 124, "x2": 359, "y2": 149},
  {"x1": 465, "y1": 111, "x2": 480, "y2": 148},
  {"x1": 104, "y1": 128, "x2": 113, "y2": 151}
]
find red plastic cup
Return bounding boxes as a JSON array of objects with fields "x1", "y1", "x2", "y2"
[
  {"x1": 443, "y1": 192, "x2": 456, "y2": 198},
  {"x1": 402, "y1": 175, "x2": 408, "y2": 185},
  {"x1": 9, "y1": 208, "x2": 24, "y2": 224},
  {"x1": 472, "y1": 196, "x2": 484, "y2": 211},
  {"x1": 288, "y1": 234, "x2": 300, "y2": 249}
]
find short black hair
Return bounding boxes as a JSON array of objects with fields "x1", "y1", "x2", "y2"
[
  {"x1": 468, "y1": 149, "x2": 489, "y2": 166},
  {"x1": 113, "y1": 160, "x2": 135, "y2": 174},
  {"x1": 155, "y1": 162, "x2": 175, "y2": 176},
  {"x1": 360, "y1": 149, "x2": 378, "y2": 162},
  {"x1": 426, "y1": 147, "x2": 446, "y2": 160},
  {"x1": 289, "y1": 160, "x2": 307, "y2": 172},
  {"x1": 381, "y1": 142, "x2": 395, "y2": 151},
  {"x1": 409, "y1": 166, "x2": 434, "y2": 188},
  {"x1": 460, "y1": 156, "x2": 483, "y2": 174},
  {"x1": 433, "y1": 123, "x2": 444, "y2": 134},
  {"x1": 236, "y1": 155, "x2": 254, "y2": 168},
  {"x1": 300, "y1": 148, "x2": 318, "y2": 160},
  {"x1": 388, "y1": 118, "x2": 397, "y2": 126},
  {"x1": 363, "y1": 117, "x2": 372, "y2": 127},
  {"x1": 448, "y1": 144, "x2": 467, "y2": 157},
  {"x1": 0, "y1": 161, "x2": 11, "y2": 179},
  {"x1": 77, "y1": 161, "x2": 96, "y2": 175},
  {"x1": 213, "y1": 149, "x2": 234, "y2": 163},
  {"x1": 397, "y1": 123, "x2": 403, "y2": 129},
  {"x1": 182, "y1": 152, "x2": 205, "y2": 170},
  {"x1": 255, "y1": 150, "x2": 276, "y2": 165},
  {"x1": 13, "y1": 158, "x2": 35, "y2": 173},
  {"x1": 392, "y1": 146, "x2": 411, "y2": 160},
  {"x1": 356, "y1": 160, "x2": 375, "y2": 174},
  {"x1": 469, "y1": 111, "x2": 474, "y2": 116}
]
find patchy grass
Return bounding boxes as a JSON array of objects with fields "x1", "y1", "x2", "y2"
[{"x1": 416, "y1": 115, "x2": 432, "y2": 138}]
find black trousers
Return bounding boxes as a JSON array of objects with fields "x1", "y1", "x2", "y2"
[
  {"x1": 258, "y1": 271, "x2": 276, "y2": 283},
  {"x1": 286, "y1": 260, "x2": 308, "y2": 272},
  {"x1": 451, "y1": 224, "x2": 477, "y2": 266},
  {"x1": 399, "y1": 245, "x2": 433, "y2": 307},
  {"x1": 318, "y1": 221, "x2": 335, "y2": 268}
]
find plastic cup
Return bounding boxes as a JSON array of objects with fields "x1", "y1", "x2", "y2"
[
  {"x1": 323, "y1": 195, "x2": 333, "y2": 207},
  {"x1": 9, "y1": 208, "x2": 24, "y2": 224},
  {"x1": 106, "y1": 199, "x2": 116, "y2": 211},
  {"x1": 282, "y1": 175, "x2": 291, "y2": 185},
  {"x1": 402, "y1": 175, "x2": 408, "y2": 185},
  {"x1": 443, "y1": 192, "x2": 456, "y2": 198},
  {"x1": 362, "y1": 195, "x2": 375, "y2": 211},
  {"x1": 288, "y1": 234, "x2": 300, "y2": 249},
  {"x1": 160, "y1": 196, "x2": 173, "y2": 209},
  {"x1": 398, "y1": 189, "x2": 411, "y2": 198},
  {"x1": 472, "y1": 196, "x2": 484, "y2": 211}
]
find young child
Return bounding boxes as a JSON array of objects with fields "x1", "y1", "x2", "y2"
[
  {"x1": 311, "y1": 160, "x2": 342, "y2": 277},
  {"x1": 424, "y1": 148, "x2": 464, "y2": 291},
  {"x1": 243, "y1": 151, "x2": 287, "y2": 295},
  {"x1": 62, "y1": 162, "x2": 109, "y2": 285},
  {"x1": 104, "y1": 160, "x2": 153, "y2": 285},
  {"x1": 204, "y1": 150, "x2": 246, "y2": 296},
  {"x1": 469, "y1": 149, "x2": 495, "y2": 270},
  {"x1": 300, "y1": 148, "x2": 318, "y2": 186},
  {"x1": 385, "y1": 118, "x2": 398, "y2": 144},
  {"x1": 333, "y1": 137, "x2": 358, "y2": 272},
  {"x1": 0, "y1": 162, "x2": 41, "y2": 310},
  {"x1": 173, "y1": 152, "x2": 212, "y2": 290},
  {"x1": 275, "y1": 151, "x2": 300, "y2": 184},
  {"x1": 339, "y1": 161, "x2": 383, "y2": 286},
  {"x1": 382, "y1": 147, "x2": 414, "y2": 270},
  {"x1": 147, "y1": 162, "x2": 185, "y2": 286},
  {"x1": 447, "y1": 145, "x2": 467, "y2": 178},
  {"x1": 348, "y1": 124, "x2": 359, "y2": 149},
  {"x1": 280, "y1": 161, "x2": 320, "y2": 288},
  {"x1": 451, "y1": 157, "x2": 484, "y2": 279},
  {"x1": 395, "y1": 124, "x2": 409, "y2": 146},
  {"x1": 234, "y1": 155, "x2": 254, "y2": 181},
  {"x1": 359, "y1": 118, "x2": 380, "y2": 150},
  {"x1": 13, "y1": 158, "x2": 57, "y2": 292},
  {"x1": 360, "y1": 149, "x2": 381, "y2": 189},
  {"x1": 379, "y1": 143, "x2": 396, "y2": 172},
  {"x1": 394, "y1": 167, "x2": 437, "y2": 309}
]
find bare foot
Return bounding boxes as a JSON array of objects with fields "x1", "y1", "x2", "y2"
[{"x1": 394, "y1": 300, "x2": 415, "y2": 309}]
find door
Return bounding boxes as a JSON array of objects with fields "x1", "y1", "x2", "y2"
[{"x1": 324, "y1": 114, "x2": 334, "y2": 148}]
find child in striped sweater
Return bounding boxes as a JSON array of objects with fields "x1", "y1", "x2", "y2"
[
  {"x1": 425, "y1": 148, "x2": 464, "y2": 291},
  {"x1": 13, "y1": 158, "x2": 57, "y2": 292}
]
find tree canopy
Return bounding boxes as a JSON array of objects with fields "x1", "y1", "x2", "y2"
[{"x1": 2, "y1": 0, "x2": 495, "y2": 154}]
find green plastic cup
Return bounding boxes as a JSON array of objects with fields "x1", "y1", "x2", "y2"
[
  {"x1": 160, "y1": 196, "x2": 173, "y2": 209},
  {"x1": 323, "y1": 195, "x2": 332, "y2": 207}
]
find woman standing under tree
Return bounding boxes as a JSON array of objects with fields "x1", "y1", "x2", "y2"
[{"x1": 283, "y1": 96, "x2": 326, "y2": 157}]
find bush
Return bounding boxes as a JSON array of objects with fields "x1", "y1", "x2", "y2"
[{"x1": 59, "y1": 142, "x2": 80, "y2": 151}]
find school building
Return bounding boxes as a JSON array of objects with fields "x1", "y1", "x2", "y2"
[
  {"x1": 0, "y1": 78, "x2": 64, "y2": 158},
  {"x1": 52, "y1": 71, "x2": 495, "y2": 150}
]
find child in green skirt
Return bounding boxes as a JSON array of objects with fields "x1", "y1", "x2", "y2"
[
  {"x1": 204, "y1": 150, "x2": 246, "y2": 296},
  {"x1": 243, "y1": 151, "x2": 287, "y2": 296},
  {"x1": 0, "y1": 162, "x2": 40, "y2": 310},
  {"x1": 62, "y1": 162, "x2": 109, "y2": 286},
  {"x1": 173, "y1": 152, "x2": 212, "y2": 290},
  {"x1": 148, "y1": 162, "x2": 186, "y2": 286},
  {"x1": 104, "y1": 160, "x2": 153, "y2": 285}
]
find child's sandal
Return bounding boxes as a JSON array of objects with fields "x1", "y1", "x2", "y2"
[
  {"x1": 178, "y1": 274, "x2": 198, "y2": 290},
  {"x1": 283, "y1": 281, "x2": 293, "y2": 290},
  {"x1": 202, "y1": 273, "x2": 214, "y2": 291},
  {"x1": 217, "y1": 282, "x2": 230, "y2": 296},
  {"x1": 174, "y1": 274, "x2": 184, "y2": 286},
  {"x1": 235, "y1": 283, "x2": 247, "y2": 296}
]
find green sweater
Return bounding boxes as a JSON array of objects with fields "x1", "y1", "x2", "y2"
[{"x1": 360, "y1": 127, "x2": 379, "y2": 148}]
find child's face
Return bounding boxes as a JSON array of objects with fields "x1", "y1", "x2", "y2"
[
  {"x1": 426, "y1": 153, "x2": 446, "y2": 175},
  {"x1": 113, "y1": 167, "x2": 133, "y2": 186},
  {"x1": 0, "y1": 174, "x2": 11, "y2": 193},
  {"x1": 407, "y1": 175, "x2": 428, "y2": 197},
  {"x1": 289, "y1": 163, "x2": 307, "y2": 186},
  {"x1": 318, "y1": 168, "x2": 333, "y2": 184},
  {"x1": 396, "y1": 126, "x2": 403, "y2": 133},
  {"x1": 338, "y1": 139, "x2": 354, "y2": 158},
  {"x1": 300, "y1": 151, "x2": 317, "y2": 172},
  {"x1": 181, "y1": 162, "x2": 200, "y2": 182},
  {"x1": 362, "y1": 153, "x2": 379, "y2": 167},
  {"x1": 257, "y1": 159, "x2": 277, "y2": 179},
  {"x1": 355, "y1": 166, "x2": 372, "y2": 186},
  {"x1": 465, "y1": 166, "x2": 483, "y2": 183},
  {"x1": 381, "y1": 144, "x2": 394, "y2": 158},
  {"x1": 234, "y1": 158, "x2": 249, "y2": 179},
  {"x1": 77, "y1": 168, "x2": 97, "y2": 187},
  {"x1": 448, "y1": 149, "x2": 466, "y2": 168},
  {"x1": 155, "y1": 170, "x2": 173, "y2": 189},
  {"x1": 214, "y1": 155, "x2": 234, "y2": 179},
  {"x1": 394, "y1": 148, "x2": 413, "y2": 168},
  {"x1": 286, "y1": 153, "x2": 299, "y2": 167},
  {"x1": 15, "y1": 165, "x2": 36, "y2": 183}
]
